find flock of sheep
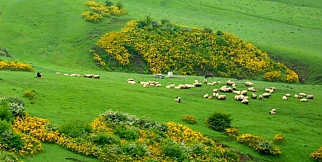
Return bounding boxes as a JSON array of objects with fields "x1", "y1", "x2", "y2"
[
  {"x1": 55, "y1": 72, "x2": 100, "y2": 79},
  {"x1": 126, "y1": 77, "x2": 315, "y2": 115}
]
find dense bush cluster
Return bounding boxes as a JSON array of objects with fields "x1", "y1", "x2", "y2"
[
  {"x1": 206, "y1": 112, "x2": 232, "y2": 131},
  {"x1": 236, "y1": 133, "x2": 281, "y2": 156},
  {"x1": 81, "y1": 0, "x2": 127, "y2": 22},
  {"x1": 181, "y1": 115, "x2": 197, "y2": 124},
  {"x1": 0, "y1": 60, "x2": 34, "y2": 71},
  {"x1": 92, "y1": 17, "x2": 299, "y2": 82}
]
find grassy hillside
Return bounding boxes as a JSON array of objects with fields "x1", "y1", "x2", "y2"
[
  {"x1": 1, "y1": 70, "x2": 322, "y2": 161},
  {"x1": 0, "y1": 0, "x2": 322, "y2": 161}
]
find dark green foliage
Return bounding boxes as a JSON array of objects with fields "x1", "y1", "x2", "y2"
[
  {"x1": 105, "y1": 0, "x2": 113, "y2": 6},
  {"x1": 0, "y1": 120, "x2": 11, "y2": 134},
  {"x1": 206, "y1": 112, "x2": 232, "y2": 131},
  {"x1": 203, "y1": 28, "x2": 213, "y2": 34},
  {"x1": 116, "y1": 1, "x2": 123, "y2": 9},
  {"x1": 0, "y1": 100, "x2": 14, "y2": 123},
  {"x1": 0, "y1": 129, "x2": 24, "y2": 150},
  {"x1": 89, "y1": 133, "x2": 120, "y2": 145},
  {"x1": 122, "y1": 142, "x2": 150, "y2": 157},
  {"x1": 58, "y1": 120, "x2": 93, "y2": 138},
  {"x1": 0, "y1": 151, "x2": 19, "y2": 162},
  {"x1": 161, "y1": 139, "x2": 187, "y2": 161},
  {"x1": 113, "y1": 124, "x2": 139, "y2": 141}
]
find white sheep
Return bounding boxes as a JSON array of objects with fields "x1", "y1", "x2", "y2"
[
  {"x1": 294, "y1": 94, "x2": 299, "y2": 98},
  {"x1": 259, "y1": 95, "x2": 263, "y2": 100},
  {"x1": 155, "y1": 84, "x2": 162, "y2": 87},
  {"x1": 226, "y1": 80, "x2": 235, "y2": 86},
  {"x1": 128, "y1": 80, "x2": 136, "y2": 84},
  {"x1": 282, "y1": 96, "x2": 288, "y2": 100},
  {"x1": 300, "y1": 98, "x2": 307, "y2": 102},
  {"x1": 251, "y1": 94, "x2": 257, "y2": 99},
  {"x1": 307, "y1": 95, "x2": 314, "y2": 99},
  {"x1": 174, "y1": 97, "x2": 181, "y2": 103},
  {"x1": 262, "y1": 93, "x2": 271, "y2": 98},
  {"x1": 217, "y1": 95, "x2": 226, "y2": 100},
  {"x1": 55, "y1": 72, "x2": 61, "y2": 75},
  {"x1": 269, "y1": 109, "x2": 276, "y2": 115},
  {"x1": 64, "y1": 74, "x2": 69, "y2": 76},
  {"x1": 203, "y1": 94, "x2": 209, "y2": 98},
  {"x1": 245, "y1": 81, "x2": 253, "y2": 86},
  {"x1": 241, "y1": 99, "x2": 249, "y2": 104},
  {"x1": 285, "y1": 94, "x2": 291, "y2": 97},
  {"x1": 93, "y1": 75, "x2": 100, "y2": 79},
  {"x1": 240, "y1": 90, "x2": 248, "y2": 95},
  {"x1": 213, "y1": 89, "x2": 218, "y2": 93},
  {"x1": 143, "y1": 84, "x2": 149, "y2": 88}
]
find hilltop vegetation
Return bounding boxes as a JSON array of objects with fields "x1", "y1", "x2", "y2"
[{"x1": 92, "y1": 17, "x2": 299, "y2": 83}]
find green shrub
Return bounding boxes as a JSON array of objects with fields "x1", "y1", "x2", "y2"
[
  {"x1": 113, "y1": 125, "x2": 139, "y2": 141},
  {"x1": 122, "y1": 142, "x2": 150, "y2": 157},
  {"x1": 116, "y1": 1, "x2": 123, "y2": 9},
  {"x1": 0, "y1": 151, "x2": 19, "y2": 162},
  {"x1": 181, "y1": 115, "x2": 197, "y2": 124},
  {"x1": 58, "y1": 120, "x2": 93, "y2": 138},
  {"x1": 206, "y1": 112, "x2": 232, "y2": 131},
  {"x1": 105, "y1": 0, "x2": 113, "y2": 6},
  {"x1": 0, "y1": 129, "x2": 25, "y2": 150},
  {"x1": 0, "y1": 120, "x2": 11, "y2": 134},
  {"x1": 161, "y1": 139, "x2": 187, "y2": 161},
  {"x1": 0, "y1": 100, "x2": 14, "y2": 123},
  {"x1": 89, "y1": 133, "x2": 120, "y2": 145}
]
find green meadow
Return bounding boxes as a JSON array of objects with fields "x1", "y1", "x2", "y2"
[{"x1": 0, "y1": 0, "x2": 321, "y2": 161}]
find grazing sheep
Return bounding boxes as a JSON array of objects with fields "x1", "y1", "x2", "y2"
[
  {"x1": 240, "y1": 90, "x2": 248, "y2": 95},
  {"x1": 307, "y1": 95, "x2": 314, "y2": 99},
  {"x1": 294, "y1": 94, "x2": 299, "y2": 98},
  {"x1": 156, "y1": 84, "x2": 162, "y2": 87},
  {"x1": 245, "y1": 81, "x2": 253, "y2": 87},
  {"x1": 285, "y1": 94, "x2": 291, "y2": 97},
  {"x1": 55, "y1": 72, "x2": 61, "y2": 75},
  {"x1": 226, "y1": 80, "x2": 235, "y2": 86},
  {"x1": 299, "y1": 93, "x2": 307, "y2": 97},
  {"x1": 36, "y1": 72, "x2": 42, "y2": 78},
  {"x1": 64, "y1": 74, "x2": 69, "y2": 76},
  {"x1": 233, "y1": 90, "x2": 241, "y2": 95},
  {"x1": 204, "y1": 79, "x2": 208, "y2": 84},
  {"x1": 203, "y1": 94, "x2": 209, "y2": 98},
  {"x1": 248, "y1": 87, "x2": 257, "y2": 92},
  {"x1": 84, "y1": 74, "x2": 94, "y2": 78},
  {"x1": 282, "y1": 96, "x2": 288, "y2": 100},
  {"x1": 269, "y1": 109, "x2": 276, "y2": 115},
  {"x1": 262, "y1": 93, "x2": 271, "y2": 98},
  {"x1": 217, "y1": 95, "x2": 226, "y2": 100},
  {"x1": 93, "y1": 75, "x2": 100, "y2": 79},
  {"x1": 259, "y1": 95, "x2": 263, "y2": 100},
  {"x1": 143, "y1": 84, "x2": 149, "y2": 88},
  {"x1": 213, "y1": 89, "x2": 218, "y2": 93},
  {"x1": 70, "y1": 74, "x2": 79, "y2": 77},
  {"x1": 127, "y1": 78, "x2": 134, "y2": 82},
  {"x1": 241, "y1": 99, "x2": 249, "y2": 104},
  {"x1": 194, "y1": 83, "x2": 202, "y2": 87},
  {"x1": 251, "y1": 94, "x2": 257, "y2": 99},
  {"x1": 174, "y1": 97, "x2": 181, "y2": 103},
  {"x1": 128, "y1": 80, "x2": 136, "y2": 84},
  {"x1": 300, "y1": 98, "x2": 307, "y2": 102},
  {"x1": 208, "y1": 96, "x2": 213, "y2": 99}
]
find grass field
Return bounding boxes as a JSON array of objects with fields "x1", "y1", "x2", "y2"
[{"x1": 0, "y1": 0, "x2": 322, "y2": 161}]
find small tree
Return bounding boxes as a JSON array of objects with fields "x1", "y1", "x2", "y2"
[{"x1": 206, "y1": 112, "x2": 232, "y2": 131}]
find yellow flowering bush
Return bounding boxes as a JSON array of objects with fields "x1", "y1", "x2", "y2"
[
  {"x1": 82, "y1": 1, "x2": 127, "y2": 22},
  {"x1": 12, "y1": 113, "x2": 59, "y2": 143},
  {"x1": 273, "y1": 133, "x2": 285, "y2": 143},
  {"x1": 236, "y1": 133, "x2": 281, "y2": 156},
  {"x1": 92, "y1": 17, "x2": 299, "y2": 82},
  {"x1": 0, "y1": 60, "x2": 34, "y2": 71},
  {"x1": 310, "y1": 146, "x2": 322, "y2": 162},
  {"x1": 225, "y1": 128, "x2": 240, "y2": 137}
]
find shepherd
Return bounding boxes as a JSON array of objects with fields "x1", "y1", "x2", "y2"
[
  {"x1": 36, "y1": 72, "x2": 42, "y2": 79},
  {"x1": 205, "y1": 73, "x2": 214, "y2": 79}
]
